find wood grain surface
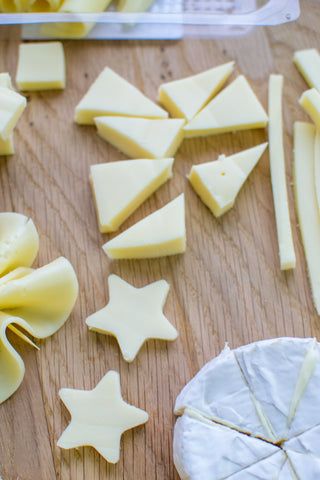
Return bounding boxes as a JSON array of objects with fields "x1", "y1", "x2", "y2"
[{"x1": 0, "y1": 1, "x2": 319, "y2": 478}]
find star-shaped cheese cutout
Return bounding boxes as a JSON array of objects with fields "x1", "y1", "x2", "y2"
[
  {"x1": 57, "y1": 371, "x2": 149, "y2": 463},
  {"x1": 86, "y1": 274, "x2": 178, "y2": 362}
]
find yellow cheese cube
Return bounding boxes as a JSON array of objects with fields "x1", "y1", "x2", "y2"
[
  {"x1": 95, "y1": 116, "x2": 185, "y2": 159},
  {"x1": 91, "y1": 158, "x2": 174, "y2": 233},
  {"x1": 299, "y1": 88, "x2": 320, "y2": 130},
  {"x1": 294, "y1": 49, "x2": 320, "y2": 92},
  {"x1": 0, "y1": 87, "x2": 26, "y2": 140},
  {"x1": 103, "y1": 194, "x2": 186, "y2": 259},
  {"x1": 75, "y1": 67, "x2": 168, "y2": 125},
  {"x1": 184, "y1": 76, "x2": 268, "y2": 138},
  {"x1": 188, "y1": 143, "x2": 268, "y2": 217},
  {"x1": 16, "y1": 42, "x2": 66, "y2": 91},
  {"x1": 159, "y1": 62, "x2": 234, "y2": 121}
]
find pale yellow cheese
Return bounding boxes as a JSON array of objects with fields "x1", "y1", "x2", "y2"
[
  {"x1": 0, "y1": 73, "x2": 13, "y2": 89},
  {"x1": 0, "y1": 135, "x2": 14, "y2": 156},
  {"x1": 294, "y1": 49, "x2": 320, "y2": 91},
  {"x1": 268, "y1": 75, "x2": 296, "y2": 270},
  {"x1": 299, "y1": 88, "x2": 320, "y2": 130},
  {"x1": 86, "y1": 275, "x2": 178, "y2": 362},
  {"x1": 57, "y1": 371, "x2": 149, "y2": 463},
  {"x1": 315, "y1": 130, "x2": 320, "y2": 212},
  {"x1": 188, "y1": 143, "x2": 268, "y2": 218},
  {"x1": 0, "y1": 86, "x2": 26, "y2": 140},
  {"x1": 28, "y1": 0, "x2": 61, "y2": 11},
  {"x1": 184, "y1": 76, "x2": 268, "y2": 138},
  {"x1": 41, "y1": 0, "x2": 112, "y2": 38},
  {"x1": 90, "y1": 157, "x2": 174, "y2": 233},
  {"x1": 16, "y1": 42, "x2": 66, "y2": 91},
  {"x1": 117, "y1": 0, "x2": 154, "y2": 12},
  {"x1": 159, "y1": 62, "x2": 234, "y2": 121},
  {"x1": 293, "y1": 122, "x2": 320, "y2": 314},
  {"x1": 0, "y1": 213, "x2": 39, "y2": 276},
  {"x1": 103, "y1": 193, "x2": 186, "y2": 259},
  {"x1": 0, "y1": 0, "x2": 29, "y2": 11},
  {"x1": 95, "y1": 116, "x2": 185, "y2": 159},
  {"x1": 75, "y1": 67, "x2": 168, "y2": 125}
]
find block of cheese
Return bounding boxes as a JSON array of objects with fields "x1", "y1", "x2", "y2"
[
  {"x1": 299, "y1": 88, "x2": 320, "y2": 129},
  {"x1": 0, "y1": 213, "x2": 39, "y2": 276},
  {"x1": 188, "y1": 143, "x2": 267, "y2": 218},
  {"x1": 117, "y1": 0, "x2": 154, "y2": 12},
  {"x1": 16, "y1": 42, "x2": 66, "y2": 91},
  {"x1": 293, "y1": 122, "x2": 320, "y2": 314},
  {"x1": 0, "y1": 86, "x2": 26, "y2": 140},
  {"x1": 184, "y1": 75, "x2": 268, "y2": 138},
  {"x1": 103, "y1": 193, "x2": 186, "y2": 259},
  {"x1": 57, "y1": 371, "x2": 148, "y2": 463},
  {"x1": 0, "y1": 73, "x2": 13, "y2": 89},
  {"x1": 41, "y1": 0, "x2": 112, "y2": 38},
  {"x1": 268, "y1": 75, "x2": 296, "y2": 270},
  {"x1": 75, "y1": 67, "x2": 168, "y2": 124},
  {"x1": 90, "y1": 157, "x2": 174, "y2": 233},
  {"x1": 0, "y1": 135, "x2": 14, "y2": 156},
  {"x1": 294, "y1": 48, "x2": 320, "y2": 91},
  {"x1": 158, "y1": 62, "x2": 235, "y2": 121},
  {"x1": 95, "y1": 117, "x2": 185, "y2": 159},
  {"x1": 315, "y1": 130, "x2": 320, "y2": 212}
]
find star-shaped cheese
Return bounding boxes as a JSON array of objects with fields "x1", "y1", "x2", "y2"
[
  {"x1": 75, "y1": 67, "x2": 167, "y2": 124},
  {"x1": 95, "y1": 116, "x2": 185, "y2": 159},
  {"x1": 159, "y1": 62, "x2": 234, "y2": 121},
  {"x1": 86, "y1": 274, "x2": 178, "y2": 362},
  {"x1": 184, "y1": 75, "x2": 268, "y2": 138},
  {"x1": 57, "y1": 371, "x2": 149, "y2": 463}
]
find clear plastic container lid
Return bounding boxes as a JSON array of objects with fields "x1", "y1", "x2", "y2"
[{"x1": 0, "y1": 0, "x2": 300, "y2": 40}]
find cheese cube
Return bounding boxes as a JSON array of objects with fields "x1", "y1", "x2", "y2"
[
  {"x1": 294, "y1": 49, "x2": 320, "y2": 91},
  {"x1": 0, "y1": 87, "x2": 26, "y2": 140},
  {"x1": 95, "y1": 117, "x2": 185, "y2": 159},
  {"x1": 16, "y1": 42, "x2": 66, "y2": 91},
  {"x1": 90, "y1": 158, "x2": 174, "y2": 233},
  {"x1": 299, "y1": 88, "x2": 320, "y2": 130}
]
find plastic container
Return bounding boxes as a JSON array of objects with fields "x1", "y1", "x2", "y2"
[{"x1": 0, "y1": 0, "x2": 301, "y2": 40}]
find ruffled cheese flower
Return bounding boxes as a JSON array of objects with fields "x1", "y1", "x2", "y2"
[{"x1": 0, "y1": 212, "x2": 79, "y2": 403}]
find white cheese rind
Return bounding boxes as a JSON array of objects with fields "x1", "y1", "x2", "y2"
[
  {"x1": 174, "y1": 345, "x2": 274, "y2": 441},
  {"x1": 293, "y1": 122, "x2": 320, "y2": 314},
  {"x1": 227, "y1": 451, "x2": 286, "y2": 480},
  {"x1": 173, "y1": 410, "x2": 279, "y2": 480},
  {"x1": 285, "y1": 424, "x2": 320, "y2": 457},
  {"x1": 287, "y1": 450, "x2": 320, "y2": 478},
  {"x1": 268, "y1": 74, "x2": 296, "y2": 270},
  {"x1": 294, "y1": 49, "x2": 320, "y2": 91}
]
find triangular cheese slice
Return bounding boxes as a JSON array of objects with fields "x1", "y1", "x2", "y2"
[
  {"x1": 184, "y1": 75, "x2": 268, "y2": 138},
  {"x1": 188, "y1": 143, "x2": 268, "y2": 217},
  {"x1": 90, "y1": 158, "x2": 174, "y2": 233},
  {"x1": 159, "y1": 62, "x2": 234, "y2": 121},
  {"x1": 103, "y1": 193, "x2": 186, "y2": 259},
  {"x1": 227, "y1": 452, "x2": 286, "y2": 479},
  {"x1": 75, "y1": 67, "x2": 168, "y2": 124},
  {"x1": 287, "y1": 451, "x2": 320, "y2": 478},
  {"x1": 95, "y1": 116, "x2": 185, "y2": 159}
]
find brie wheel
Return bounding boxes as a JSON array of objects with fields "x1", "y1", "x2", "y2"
[{"x1": 174, "y1": 338, "x2": 320, "y2": 480}]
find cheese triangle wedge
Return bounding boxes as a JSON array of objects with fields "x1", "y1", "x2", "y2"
[
  {"x1": 95, "y1": 116, "x2": 185, "y2": 159},
  {"x1": 184, "y1": 76, "x2": 268, "y2": 138},
  {"x1": 75, "y1": 67, "x2": 168, "y2": 125},
  {"x1": 188, "y1": 143, "x2": 268, "y2": 217},
  {"x1": 159, "y1": 62, "x2": 235, "y2": 121},
  {"x1": 90, "y1": 158, "x2": 174, "y2": 233},
  {"x1": 103, "y1": 193, "x2": 186, "y2": 259}
]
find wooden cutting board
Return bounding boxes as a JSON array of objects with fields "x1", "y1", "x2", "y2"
[{"x1": 0, "y1": 2, "x2": 319, "y2": 478}]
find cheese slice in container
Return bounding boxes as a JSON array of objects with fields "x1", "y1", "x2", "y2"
[
  {"x1": 95, "y1": 117, "x2": 185, "y2": 159},
  {"x1": 293, "y1": 122, "x2": 320, "y2": 314},
  {"x1": 184, "y1": 76, "x2": 268, "y2": 138},
  {"x1": 90, "y1": 158, "x2": 174, "y2": 233},
  {"x1": 75, "y1": 67, "x2": 168, "y2": 124},
  {"x1": 299, "y1": 88, "x2": 320, "y2": 129},
  {"x1": 268, "y1": 74, "x2": 296, "y2": 270},
  {"x1": 159, "y1": 62, "x2": 234, "y2": 121},
  {"x1": 103, "y1": 193, "x2": 186, "y2": 259},
  {"x1": 174, "y1": 409, "x2": 279, "y2": 480},
  {"x1": 16, "y1": 42, "x2": 66, "y2": 91},
  {"x1": 294, "y1": 48, "x2": 320, "y2": 91},
  {"x1": 188, "y1": 143, "x2": 267, "y2": 218},
  {"x1": 0, "y1": 87, "x2": 26, "y2": 140},
  {"x1": 175, "y1": 345, "x2": 275, "y2": 441}
]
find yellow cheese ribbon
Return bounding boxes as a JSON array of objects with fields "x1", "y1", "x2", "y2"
[{"x1": 0, "y1": 213, "x2": 79, "y2": 403}]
